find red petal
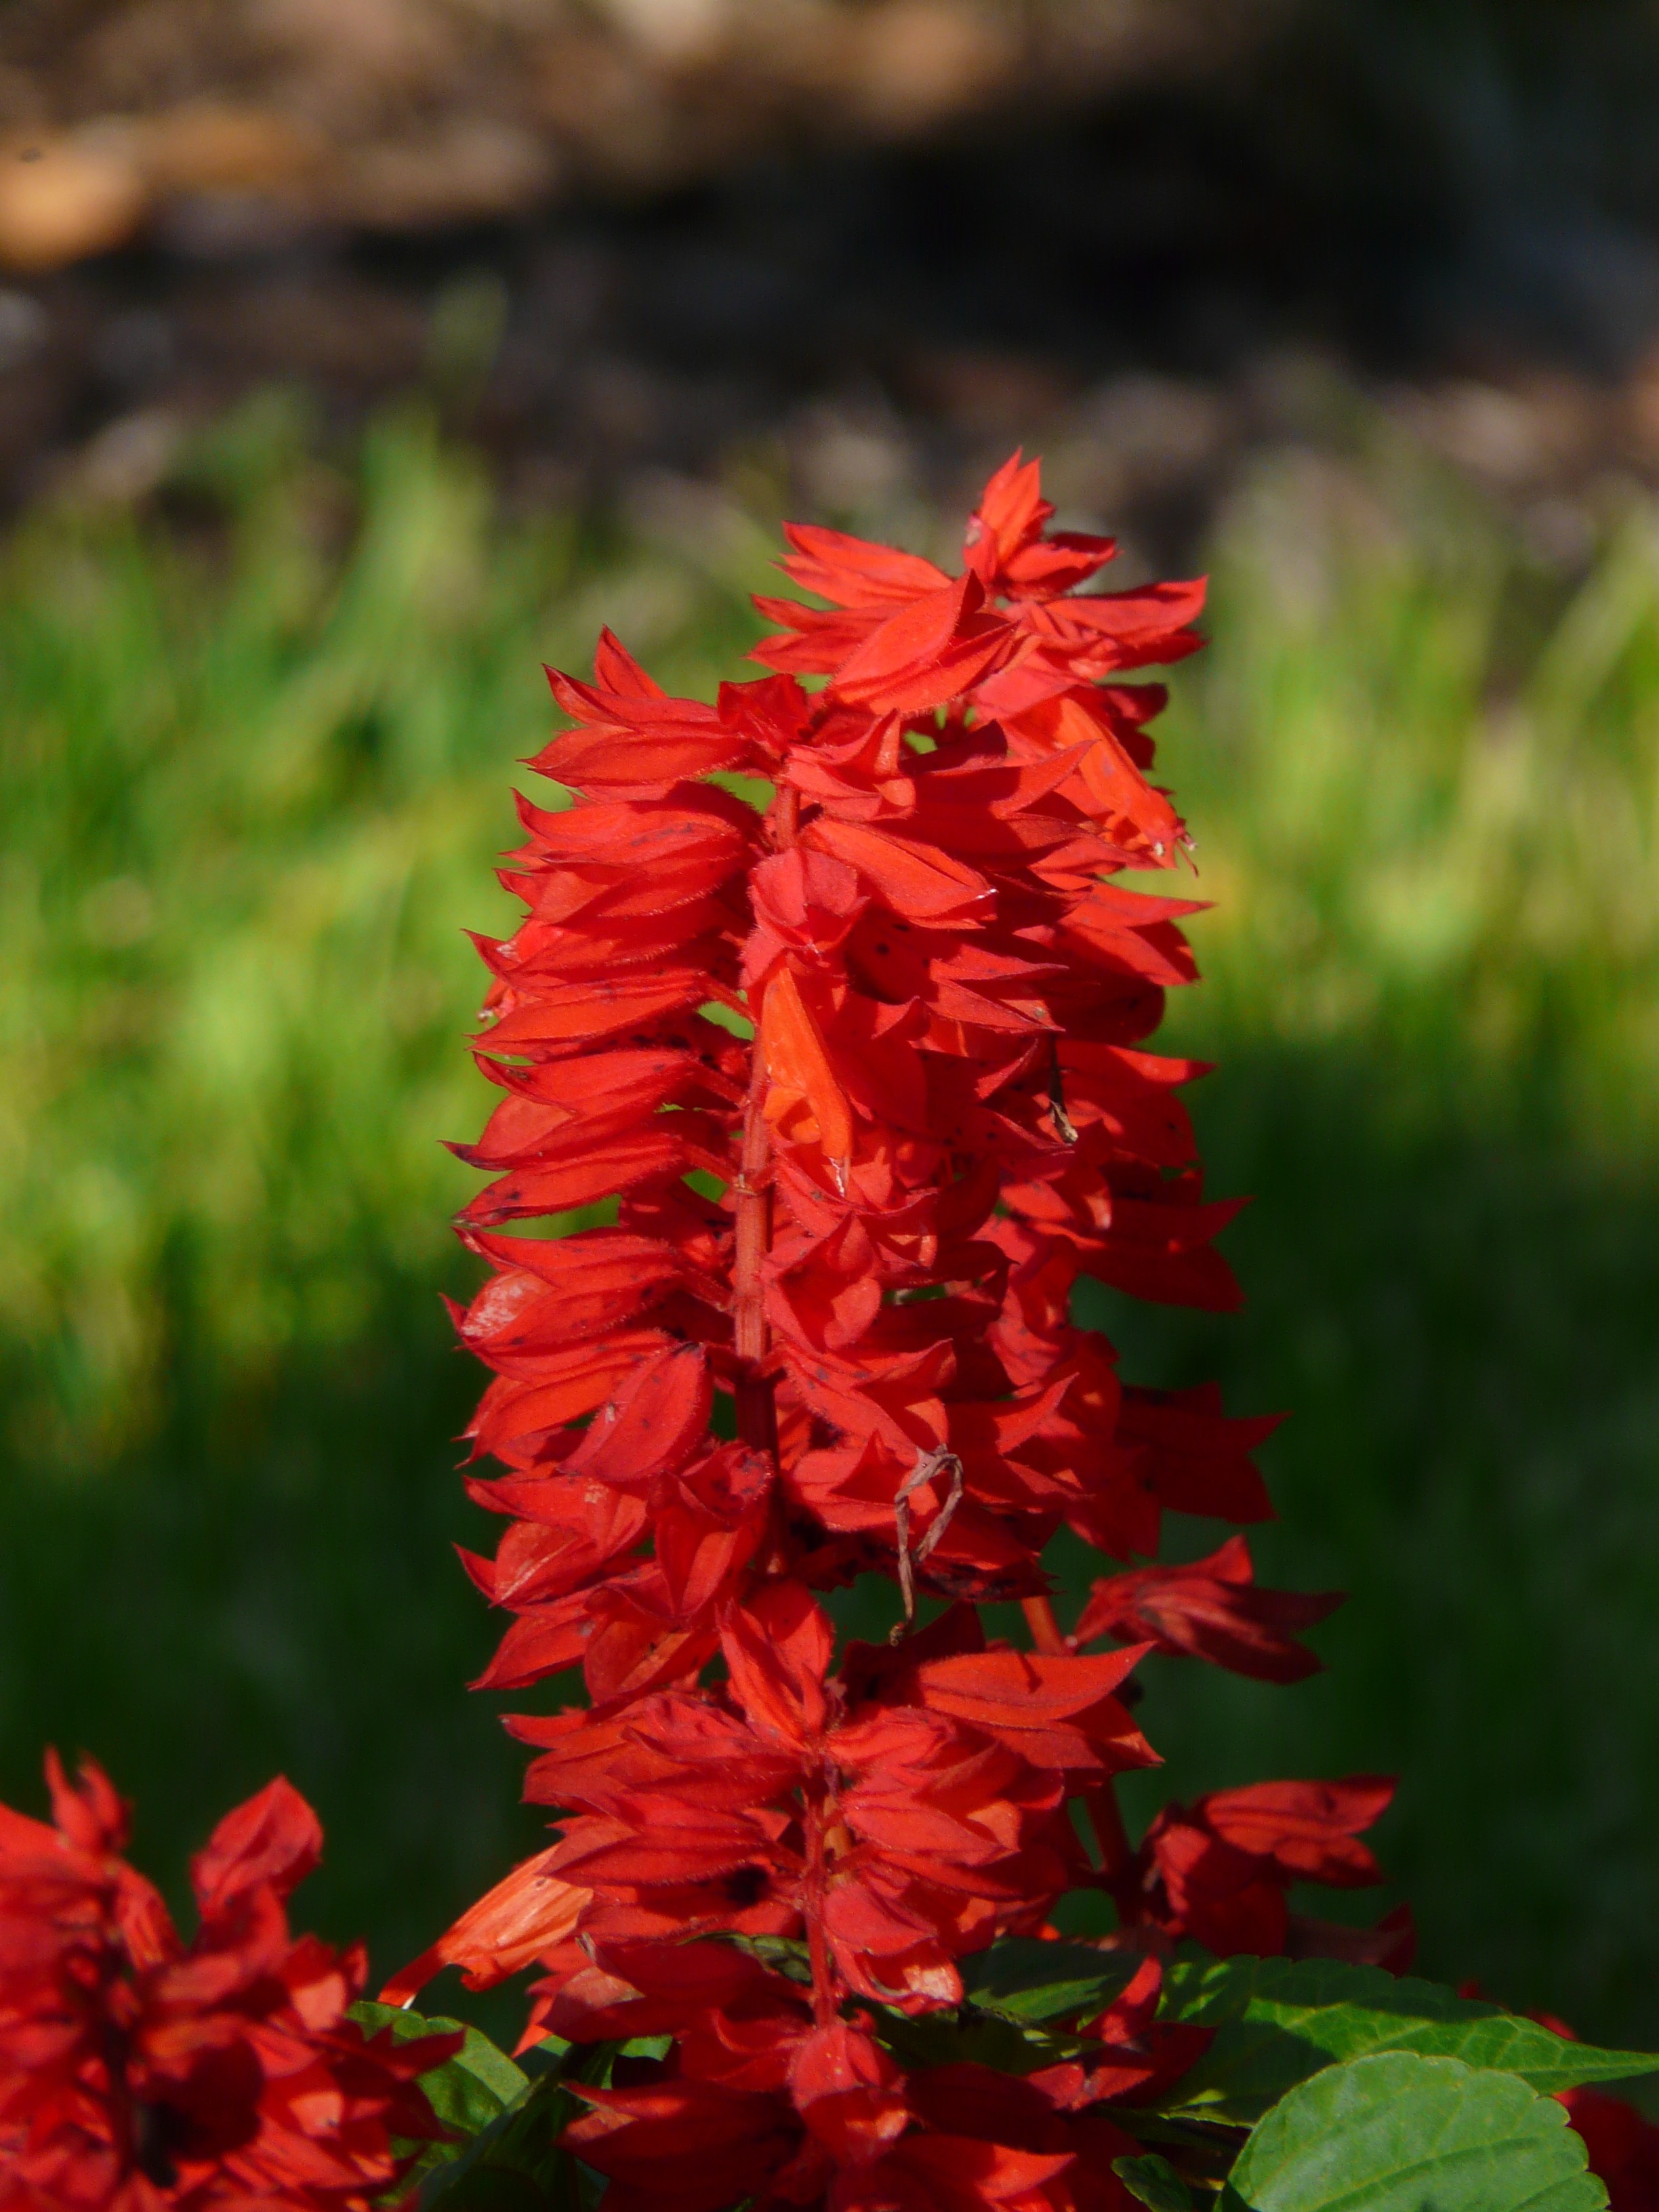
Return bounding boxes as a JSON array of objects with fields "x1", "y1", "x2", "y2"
[
  {"x1": 803, "y1": 817, "x2": 993, "y2": 923},
  {"x1": 190, "y1": 1776, "x2": 323, "y2": 1917},
  {"x1": 380, "y1": 1845, "x2": 589, "y2": 2004}
]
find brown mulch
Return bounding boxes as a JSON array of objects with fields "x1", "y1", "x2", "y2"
[
  {"x1": 0, "y1": 0, "x2": 1656, "y2": 556},
  {"x1": 0, "y1": 0, "x2": 1290, "y2": 272}
]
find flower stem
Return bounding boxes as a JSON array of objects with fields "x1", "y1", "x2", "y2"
[
  {"x1": 803, "y1": 1795, "x2": 837, "y2": 2027},
  {"x1": 1023, "y1": 1595, "x2": 1134, "y2": 1881},
  {"x1": 1021, "y1": 1595, "x2": 1066, "y2": 1655},
  {"x1": 733, "y1": 1031, "x2": 778, "y2": 1460}
]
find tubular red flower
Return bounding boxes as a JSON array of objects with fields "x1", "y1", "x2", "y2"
[
  {"x1": 403, "y1": 452, "x2": 1406, "y2": 2205},
  {"x1": 0, "y1": 1754, "x2": 457, "y2": 2212},
  {"x1": 560, "y1": 2012, "x2": 1151, "y2": 2212},
  {"x1": 1120, "y1": 1778, "x2": 1399, "y2": 1959},
  {"x1": 1070, "y1": 1535, "x2": 1341, "y2": 1683}
]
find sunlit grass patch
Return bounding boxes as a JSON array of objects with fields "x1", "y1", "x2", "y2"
[{"x1": 0, "y1": 395, "x2": 766, "y2": 1467}]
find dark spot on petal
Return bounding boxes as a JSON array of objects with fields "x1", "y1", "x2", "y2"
[{"x1": 134, "y1": 2101, "x2": 188, "y2": 2188}]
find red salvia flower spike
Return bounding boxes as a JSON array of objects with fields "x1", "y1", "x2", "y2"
[{"x1": 407, "y1": 453, "x2": 1416, "y2": 2204}]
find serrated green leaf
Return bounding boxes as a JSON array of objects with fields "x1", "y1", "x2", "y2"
[
  {"x1": 1113, "y1": 2152, "x2": 1197, "y2": 2209},
  {"x1": 350, "y1": 1999, "x2": 529, "y2": 2142},
  {"x1": 419, "y1": 2039, "x2": 620, "y2": 2212},
  {"x1": 348, "y1": 1997, "x2": 531, "y2": 2192},
  {"x1": 1155, "y1": 1957, "x2": 1658, "y2": 2126},
  {"x1": 958, "y1": 1938, "x2": 1141, "y2": 2025},
  {"x1": 1225, "y1": 2051, "x2": 1607, "y2": 2211}
]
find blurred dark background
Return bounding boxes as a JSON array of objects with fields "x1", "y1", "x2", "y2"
[{"x1": 2, "y1": 0, "x2": 1658, "y2": 2050}]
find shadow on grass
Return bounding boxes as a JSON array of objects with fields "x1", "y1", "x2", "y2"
[
  {"x1": 1090, "y1": 1042, "x2": 1659, "y2": 2047},
  {"x1": 1, "y1": 1040, "x2": 1656, "y2": 2046},
  {"x1": 0, "y1": 1277, "x2": 549, "y2": 2047}
]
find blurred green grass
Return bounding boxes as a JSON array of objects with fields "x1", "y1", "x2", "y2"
[{"x1": 1, "y1": 394, "x2": 1656, "y2": 2044}]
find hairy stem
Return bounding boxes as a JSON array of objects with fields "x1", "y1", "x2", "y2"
[
  {"x1": 730, "y1": 782, "x2": 800, "y2": 1458},
  {"x1": 1019, "y1": 1595, "x2": 1065, "y2": 1654},
  {"x1": 803, "y1": 1793, "x2": 837, "y2": 2028},
  {"x1": 1085, "y1": 1779, "x2": 1134, "y2": 1884}
]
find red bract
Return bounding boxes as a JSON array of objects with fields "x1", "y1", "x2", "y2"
[
  {"x1": 0, "y1": 1754, "x2": 457, "y2": 2211},
  {"x1": 1070, "y1": 1536, "x2": 1341, "y2": 1685},
  {"x1": 560, "y1": 1999, "x2": 1150, "y2": 2212},
  {"x1": 520, "y1": 1579, "x2": 1143, "y2": 2013},
  {"x1": 1118, "y1": 1778, "x2": 1408, "y2": 1961},
  {"x1": 405, "y1": 451, "x2": 1410, "y2": 2203}
]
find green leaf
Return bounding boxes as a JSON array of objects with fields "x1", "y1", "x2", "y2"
[
  {"x1": 720, "y1": 1931, "x2": 815, "y2": 1985},
  {"x1": 872, "y1": 1938, "x2": 1147, "y2": 2081},
  {"x1": 1155, "y1": 1958, "x2": 1658, "y2": 2126},
  {"x1": 877, "y1": 2003, "x2": 1080, "y2": 2079},
  {"x1": 1224, "y1": 2051, "x2": 1607, "y2": 2211},
  {"x1": 1113, "y1": 2152, "x2": 1197, "y2": 2210},
  {"x1": 957, "y1": 1938, "x2": 1142, "y2": 2025},
  {"x1": 350, "y1": 1999, "x2": 529, "y2": 2142},
  {"x1": 418, "y1": 2038, "x2": 621, "y2": 2212}
]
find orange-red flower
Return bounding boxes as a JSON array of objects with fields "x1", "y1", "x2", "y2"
[{"x1": 0, "y1": 1754, "x2": 457, "y2": 2212}]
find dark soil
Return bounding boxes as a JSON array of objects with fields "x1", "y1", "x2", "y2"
[{"x1": 7, "y1": 5, "x2": 1659, "y2": 544}]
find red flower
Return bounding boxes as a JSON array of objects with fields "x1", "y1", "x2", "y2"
[
  {"x1": 1012, "y1": 1957, "x2": 1212, "y2": 2113},
  {"x1": 519, "y1": 1580, "x2": 1116, "y2": 2014},
  {"x1": 1122, "y1": 1778, "x2": 1405, "y2": 1961},
  {"x1": 1561, "y1": 2091, "x2": 1659, "y2": 2212},
  {"x1": 548, "y1": 1940, "x2": 1217, "y2": 2212},
  {"x1": 398, "y1": 452, "x2": 1412, "y2": 2206},
  {"x1": 0, "y1": 1754, "x2": 457, "y2": 2211},
  {"x1": 562, "y1": 2017, "x2": 1147, "y2": 2212},
  {"x1": 377, "y1": 1842, "x2": 588, "y2": 2018},
  {"x1": 1071, "y1": 1536, "x2": 1341, "y2": 1684}
]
